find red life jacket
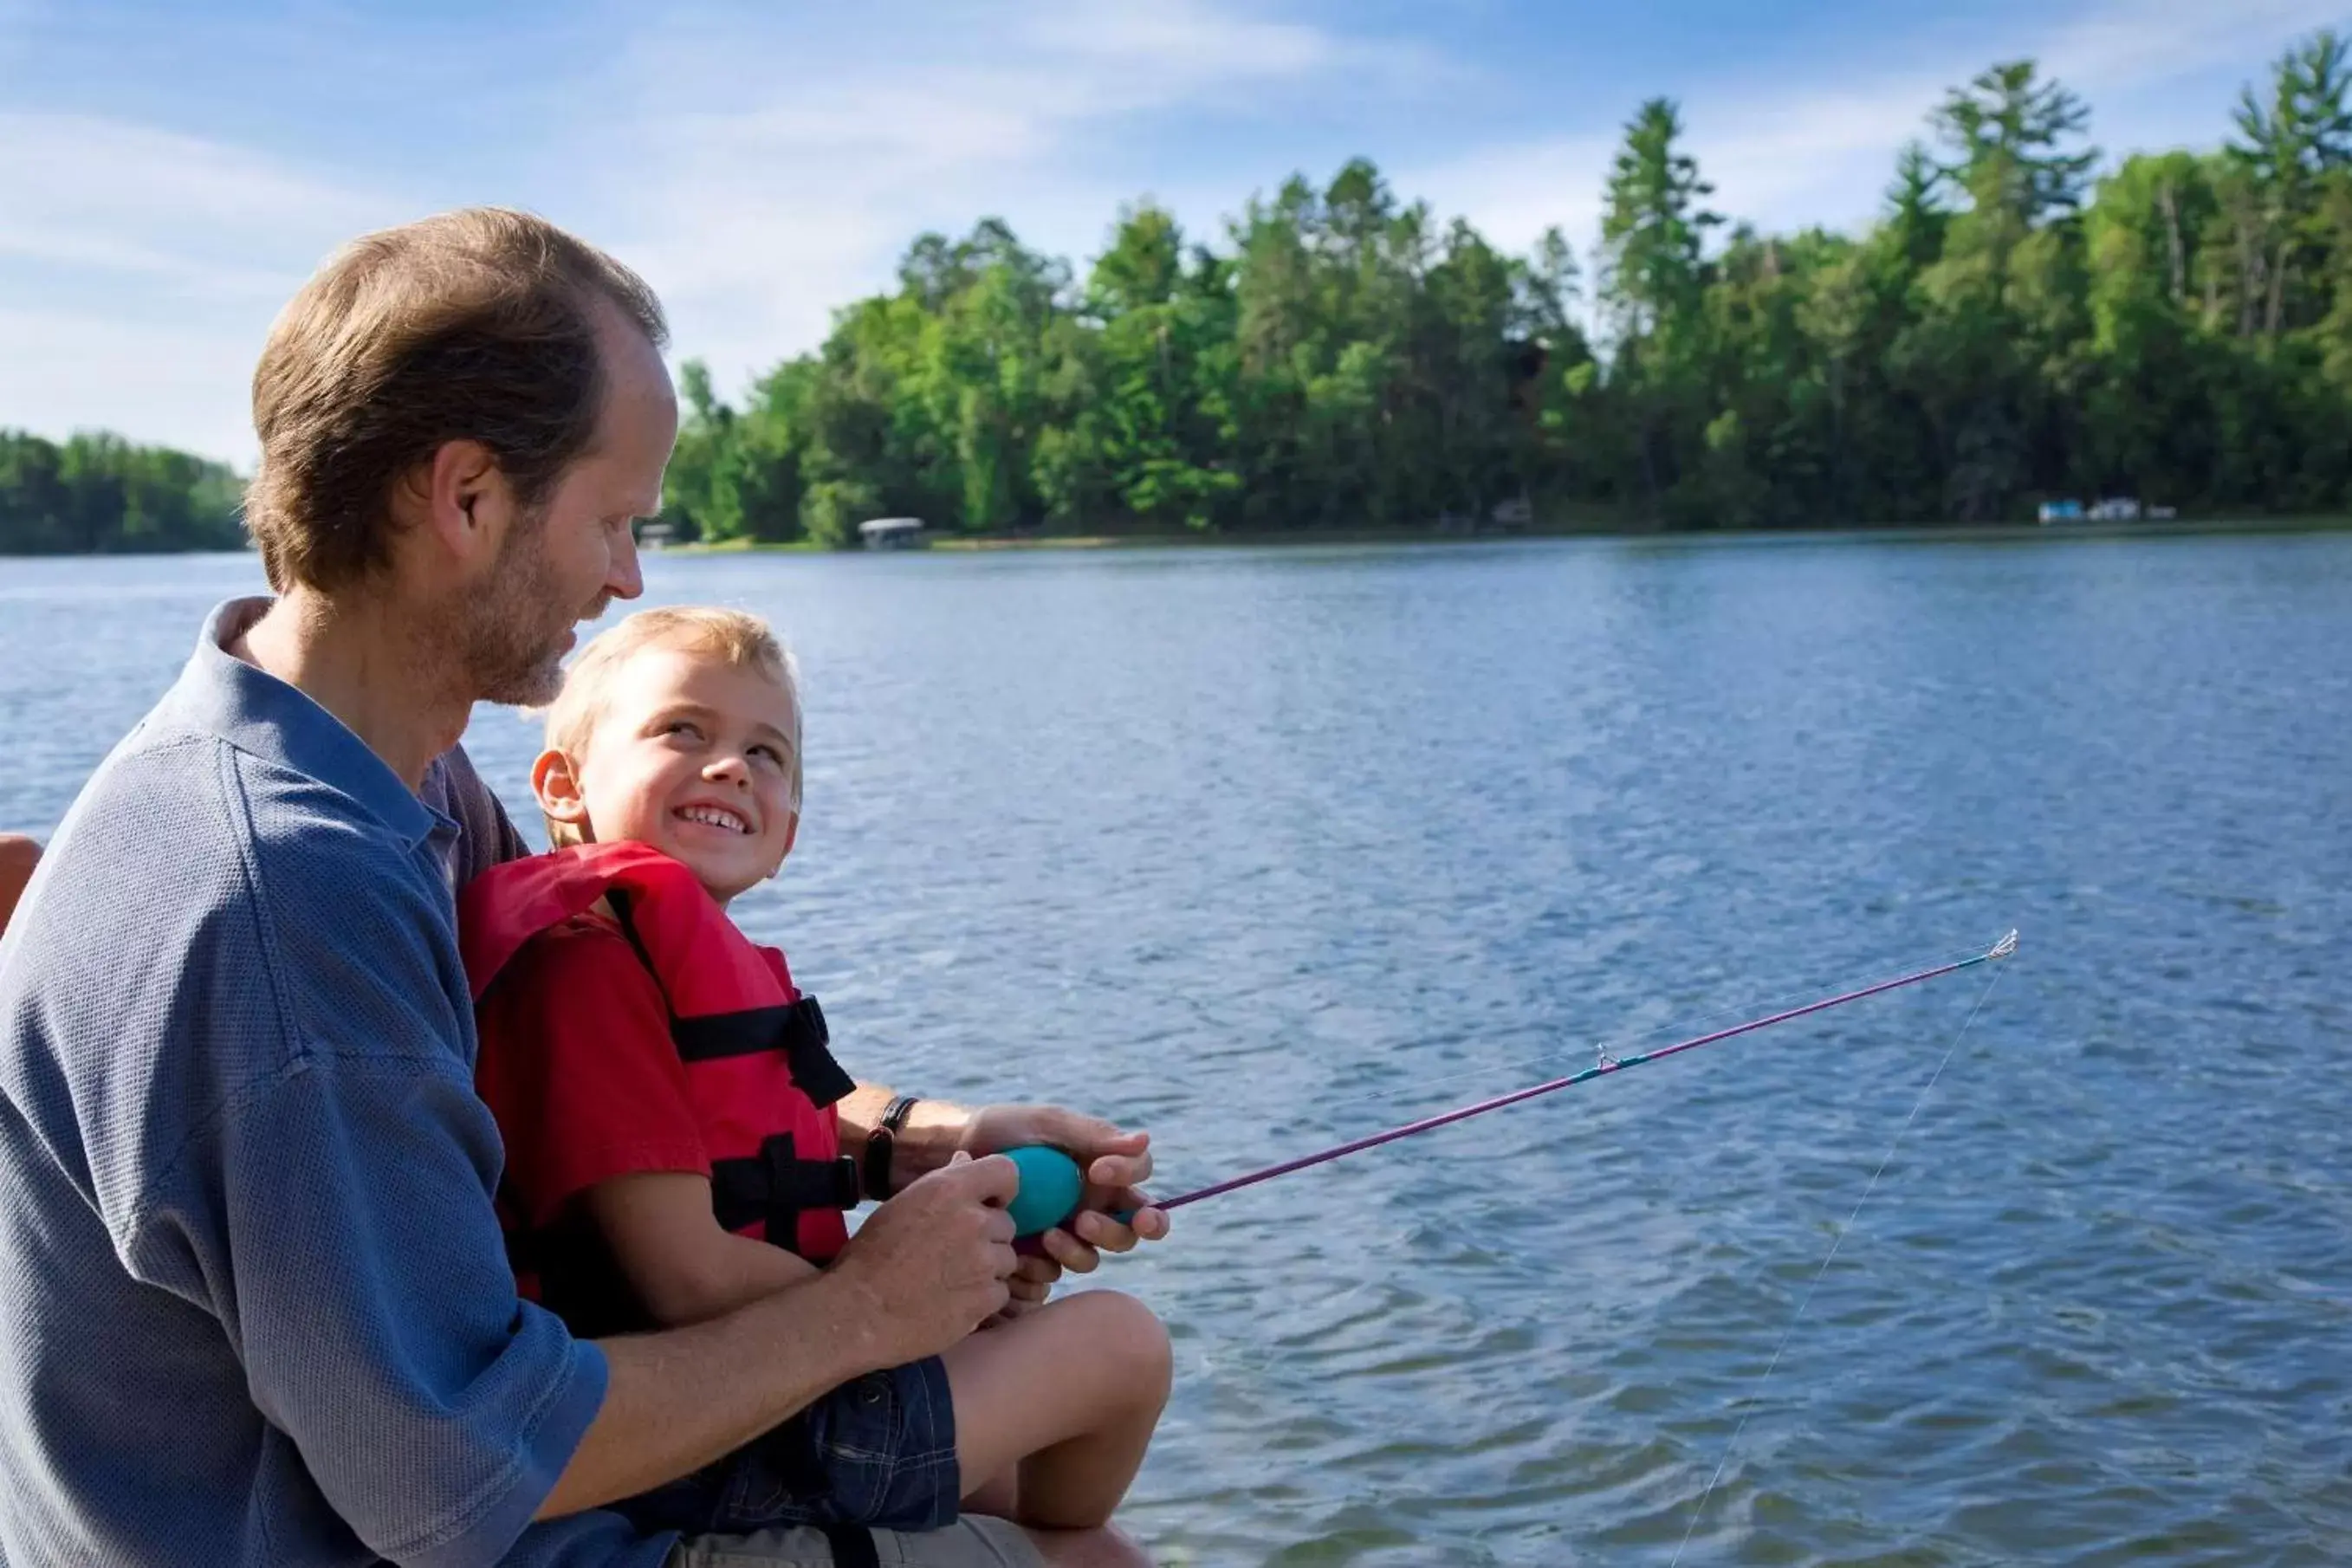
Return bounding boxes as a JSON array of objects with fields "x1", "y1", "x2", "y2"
[{"x1": 460, "y1": 842, "x2": 859, "y2": 1271}]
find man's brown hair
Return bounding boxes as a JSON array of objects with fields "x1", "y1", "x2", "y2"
[{"x1": 245, "y1": 207, "x2": 669, "y2": 592}]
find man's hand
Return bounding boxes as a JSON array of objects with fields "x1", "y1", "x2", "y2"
[
  {"x1": 956, "y1": 1105, "x2": 1170, "y2": 1279},
  {"x1": 829, "y1": 1152, "x2": 1020, "y2": 1366}
]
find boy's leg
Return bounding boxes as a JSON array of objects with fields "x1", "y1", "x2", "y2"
[
  {"x1": 940, "y1": 1291, "x2": 1172, "y2": 1532},
  {"x1": 664, "y1": 1518, "x2": 1155, "y2": 1567},
  {"x1": 962, "y1": 1470, "x2": 1019, "y2": 1520}
]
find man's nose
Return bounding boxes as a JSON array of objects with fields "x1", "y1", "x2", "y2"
[{"x1": 608, "y1": 527, "x2": 645, "y2": 601}]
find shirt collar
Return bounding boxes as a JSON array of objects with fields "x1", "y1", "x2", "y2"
[{"x1": 157, "y1": 597, "x2": 444, "y2": 849}]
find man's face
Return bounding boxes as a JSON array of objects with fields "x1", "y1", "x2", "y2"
[{"x1": 463, "y1": 306, "x2": 677, "y2": 706}]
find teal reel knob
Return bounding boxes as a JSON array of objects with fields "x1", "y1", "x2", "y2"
[{"x1": 1003, "y1": 1144, "x2": 1086, "y2": 1238}]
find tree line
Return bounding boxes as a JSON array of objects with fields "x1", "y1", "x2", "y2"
[
  {"x1": 0, "y1": 431, "x2": 243, "y2": 555},
  {"x1": 10, "y1": 36, "x2": 2350, "y2": 556},
  {"x1": 664, "y1": 34, "x2": 2352, "y2": 542}
]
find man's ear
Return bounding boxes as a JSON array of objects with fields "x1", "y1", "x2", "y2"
[
  {"x1": 395, "y1": 439, "x2": 513, "y2": 576},
  {"x1": 533, "y1": 748, "x2": 593, "y2": 839}
]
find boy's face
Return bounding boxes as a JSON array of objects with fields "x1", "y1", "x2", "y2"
[{"x1": 547, "y1": 646, "x2": 800, "y2": 904}]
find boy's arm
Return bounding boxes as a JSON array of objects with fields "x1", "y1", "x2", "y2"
[
  {"x1": 578, "y1": 1171, "x2": 817, "y2": 1326},
  {"x1": 838, "y1": 1083, "x2": 976, "y2": 1194}
]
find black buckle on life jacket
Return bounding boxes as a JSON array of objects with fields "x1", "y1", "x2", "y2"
[
  {"x1": 669, "y1": 996, "x2": 854, "y2": 1108},
  {"x1": 710, "y1": 1131, "x2": 863, "y2": 1249},
  {"x1": 604, "y1": 891, "x2": 855, "y2": 1107}
]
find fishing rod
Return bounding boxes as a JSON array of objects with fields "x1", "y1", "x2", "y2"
[{"x1": 1001, "y1": 930, "x2": 2019, "y2": 1237}]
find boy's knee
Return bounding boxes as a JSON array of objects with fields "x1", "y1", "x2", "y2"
[{"x1": 1065, "y1": 1290, "x2": 1172, "y2": 1398}]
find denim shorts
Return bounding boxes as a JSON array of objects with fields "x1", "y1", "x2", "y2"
[{"x1": 622, "y1": 1357, "x2": 962, "y2": 1536}]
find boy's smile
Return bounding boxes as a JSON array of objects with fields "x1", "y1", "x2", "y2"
[{"x1": 550, "y1": 645, "x2": 801, "y2": 903}]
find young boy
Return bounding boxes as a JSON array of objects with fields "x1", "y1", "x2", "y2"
[{"x1": 463, "y1": 606, "x2": 1171, "y2": 1539}]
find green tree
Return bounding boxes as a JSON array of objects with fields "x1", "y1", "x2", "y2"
[
  {"x1": 648, "y1": 32, "x2": 2352, "y2": 548},
  {"x1": 1599, "y1": 98, "x2": 1722, "y2": 518},
  {"x1": 2226, "y1": 29, "x2": 2352, "y2": 337},
  {"x1": 0, "y1": 430, "x2": 245, "y2": 555}
]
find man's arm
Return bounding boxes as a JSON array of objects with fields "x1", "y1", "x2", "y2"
[
  {"x1": 191, "y1": 1054, "x2": 606, "y2": 1567},
  {"x1": 191, "y1": 1051, "x2": 1023, "y2": 1553},
  {"x1": 0, "y1": 833, "x2": 38, "y2": 937},
  {"x1": 544, "y1": 1152, "x2": 1024, "y2": 1516}
]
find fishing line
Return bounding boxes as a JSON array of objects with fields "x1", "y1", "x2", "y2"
[
  {"x1": 1666, "y1": 948, "x2": 2013, "y2": 1566},
  {"x1": 1092, "y1": 932, "x2": 2019, "y2": 1220},
  {"x1": 1288, "y1": 936, "x2": 2005, "y2": 1136}
]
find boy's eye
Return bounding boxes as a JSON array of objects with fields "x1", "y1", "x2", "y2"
[
  {"x1": 663, "y1": 720, "x2": 703, "y2": 740},
  {"x1": 749, "y1": 743, "x2": 781, "y2": 763}
]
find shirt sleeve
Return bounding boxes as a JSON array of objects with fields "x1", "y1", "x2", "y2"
[
  {"x1": 149, "y1": 1052, "x2": 609, "y2": 1568},
  {"x1": 475, "y1": 921, "x2": 713, "y2": 1230}
]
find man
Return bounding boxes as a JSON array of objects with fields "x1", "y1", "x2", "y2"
[{"x1": 0, "y1": 210, "x2": 1164, "y2": 1568}]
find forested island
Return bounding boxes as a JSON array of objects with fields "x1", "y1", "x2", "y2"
[
  {"x1": 10, "y1": 35, "x2": 2352, "y2": 555},
  {"x1": 0, "y1": 431, "x2": 243, "y2": 555}
]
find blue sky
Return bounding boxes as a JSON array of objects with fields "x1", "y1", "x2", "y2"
[{"x1": 1, "y1": 0, "x2": 2336, "y2": 464}]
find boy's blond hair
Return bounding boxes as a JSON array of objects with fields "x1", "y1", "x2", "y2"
[{"x1": 541, "y1": 606, "x2": 802, "y2": 848}]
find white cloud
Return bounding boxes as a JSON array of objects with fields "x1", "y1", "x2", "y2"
[
  {"x1": 0, "y1": 307, "x2": 263, "y2": 464},
  {"x1": 0, "y1": 0, "x2": 2332, "y2": 460},
  {"x1": 1408, "y1": 0, "x2": 2344, "y2": 271},
  {"x1": 589, "y1": 0, "x2": 1435, "y2": 403},
  {"x1": 0, "y1": 1, "x2": 1415, "y2": 453},
  {"x1": 0, "y1": 109, "x2": 419, "y2": 461},
  {"x1": 0, "y1": 112, "x2": 388, "y2": 286},
  {"x1": 2038, "y1": 0, "x2": 2343, "y2": 91}
]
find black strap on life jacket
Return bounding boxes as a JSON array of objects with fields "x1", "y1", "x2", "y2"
[
  {"x1": 601, "y1": 889, "x2": 854, "y2": 1105},
  {"x1": 670, "y1": 996, "x2": 853, "y2": 1106},
  {"x1": 601, "y1": 891, "x2": 862, "y2": 1250},
  {"x1": 710, "y1": 1131, "x2": 864, "y2": 1247}
]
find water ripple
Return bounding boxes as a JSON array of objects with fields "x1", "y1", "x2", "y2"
[{"x1": 7, "y1": 536, "x2": 2352, "y2": 1563}]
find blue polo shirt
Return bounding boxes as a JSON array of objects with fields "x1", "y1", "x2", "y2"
[{"x1": 0, "y1": 601, "x2": 671, "y2": 1567}]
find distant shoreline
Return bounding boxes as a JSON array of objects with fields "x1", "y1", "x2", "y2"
[
  {"x1": 10, "y1": 514, "x2": 2352, "y2": 563},
  {"x1": 663, "y1": 514, "x2": 2352, "y2": 557}
]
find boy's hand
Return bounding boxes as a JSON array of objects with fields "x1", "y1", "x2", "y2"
[
  {"x1": 956, "y1": 1104, "x2": 1170, "y2": 1273},
  {"x1": 984, "y1": 1253, "x2": 1060, "y2": 1328}
]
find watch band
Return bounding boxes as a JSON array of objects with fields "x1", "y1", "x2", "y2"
[{"x1": 864, "y1": 1094, "x2": 920, "y2": 1202}]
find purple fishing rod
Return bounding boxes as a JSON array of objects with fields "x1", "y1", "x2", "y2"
[{"x1": 1125, "y1": 930, "x2": 2018, "y2": 1219}]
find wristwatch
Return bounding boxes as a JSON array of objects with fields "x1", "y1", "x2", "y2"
[{"x1": 863, "y1": 1094, "x2": 920, "y2": 1202}]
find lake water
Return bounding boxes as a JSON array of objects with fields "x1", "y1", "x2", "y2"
[{"x1": 3, "y1": 534, "x2": 2350, "y2": 1565}]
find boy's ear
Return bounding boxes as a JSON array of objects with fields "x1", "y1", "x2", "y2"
[{"x1": 533, "y1": 748, "x2": 592, "y2": 837}]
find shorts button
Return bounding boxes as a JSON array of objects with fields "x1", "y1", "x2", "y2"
[{"x1": 860, "y1": 1377, "x2": 885, "y2": 1405}]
